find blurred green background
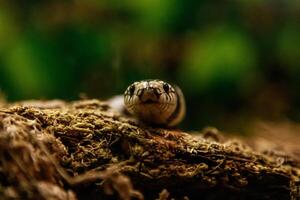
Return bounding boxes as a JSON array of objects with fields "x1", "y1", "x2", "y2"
[{"x1": 0, "y1": 0, "x2": 300, "y2": 132}]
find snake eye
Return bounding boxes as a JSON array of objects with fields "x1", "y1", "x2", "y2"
[
  {"x1": 163, "y1": 83, "x2": 170, "y2": 93},
  {"x1": 128, "y1": 85, "x2": 135, "y2": 96}
]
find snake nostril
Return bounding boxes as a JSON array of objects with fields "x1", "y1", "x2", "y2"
[
  {"x1": 137, "y1": 88, "x2": 145, "y2": 98},
  {"x1": 153, "y1": 88, "x2": 161, "y2": 99},
  {"x1": 140, "y1": 88, "x2": 160, "y2": 103}
]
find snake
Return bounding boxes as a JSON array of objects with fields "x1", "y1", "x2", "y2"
[{"x1": 123, "y1": 79, "x2": 186, "y2": 126}]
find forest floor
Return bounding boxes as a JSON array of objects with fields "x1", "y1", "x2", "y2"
[{"x1": 0, "y1": 99, "x2": 300, "y2": 200}]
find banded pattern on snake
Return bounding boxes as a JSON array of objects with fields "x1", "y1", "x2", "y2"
[{"x1": 123, "y1": 80, "x2": 185, "y2": 126}]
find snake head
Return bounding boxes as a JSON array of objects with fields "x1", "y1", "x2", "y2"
[{"x1": 124, "y1": 80, "x2": 184, "y2": 126}]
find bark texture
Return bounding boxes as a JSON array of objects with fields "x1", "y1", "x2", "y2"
[{"x1": 0, "y1": 99, "x2": 299, "y2": 200}]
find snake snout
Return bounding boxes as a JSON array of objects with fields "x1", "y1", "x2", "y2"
[{"x1": 139, "y1": 88, "x2": 160, "y2": 103}]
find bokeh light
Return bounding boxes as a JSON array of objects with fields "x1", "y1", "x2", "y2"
[{"x1": 0, "y1": 0, "x2": 300, "y2": 132}]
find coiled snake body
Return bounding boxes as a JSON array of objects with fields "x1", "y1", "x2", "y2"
[{"x1": 123, "y1": 80, "x2": 185, "y2": 126}]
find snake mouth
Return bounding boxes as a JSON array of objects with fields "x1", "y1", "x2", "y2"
[
  {"x1": 126, "y1": 101, "x2": 176, "y2": 108},
  {"x1": 129, "y1": 102, "x2": 176, "y2": 107},
  {"x1": 142, "y1": 99, "x2": 159, "y2": 104}
]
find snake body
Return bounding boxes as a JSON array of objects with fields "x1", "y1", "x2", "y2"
[{"x1": 124, "y1": 80, "x2": 185, "y2": 126}]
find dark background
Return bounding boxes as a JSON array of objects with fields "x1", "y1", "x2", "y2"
[{"x1": 0, "y1": 1, "x2": 300, "y2": 132}]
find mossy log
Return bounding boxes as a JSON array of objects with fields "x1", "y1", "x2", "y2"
[{"x1": 0, "y1": 99, "x2": 299, "y2": 200}]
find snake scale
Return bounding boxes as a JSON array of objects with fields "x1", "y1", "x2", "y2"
[{"x1": 122, "y1": 79, "x2": 186, "y2": 126}]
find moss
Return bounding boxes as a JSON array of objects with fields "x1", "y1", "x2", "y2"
[{"x1": 0, "y1": 99, "x2": 299, "y2": 200}]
